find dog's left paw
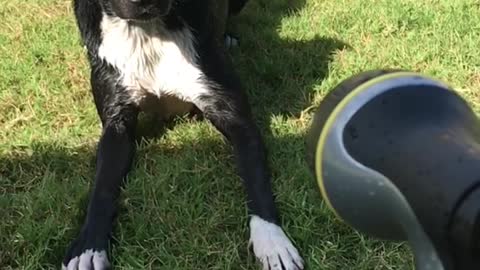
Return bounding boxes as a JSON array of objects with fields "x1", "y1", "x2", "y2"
[
  {"x1": 249, "y1": 216, "x2": 304, "y2": 270},
  {"x1": 62, "y1": 228, "x2": 111, "y2": 270}
]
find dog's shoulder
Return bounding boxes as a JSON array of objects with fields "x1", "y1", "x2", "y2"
[
  {"x1": 171, "y1": 0, "x2": 229, "y2": 44},
  {"x1": 73, "y1": 0, "x2": 103, "y2": 54}
]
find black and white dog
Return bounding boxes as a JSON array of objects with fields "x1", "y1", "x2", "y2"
[{"x1": 63, "y1": 0, "x2": 304, "y2": 269}]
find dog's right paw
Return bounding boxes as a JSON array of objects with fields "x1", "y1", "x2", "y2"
[
  {"x1": 62, "y1": 231, "x2": 110, "y2": 270},
  {"x1": 62, "y1": 249, "x2": 110, "y2": 270}
]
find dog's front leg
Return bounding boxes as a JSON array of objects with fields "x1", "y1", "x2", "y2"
[
  {"x1": 194, "y1": 48, "x2": 304, "y2": 270},
  {"x1": 62, "y1": 70, "x2": 139, "y2": 270}
]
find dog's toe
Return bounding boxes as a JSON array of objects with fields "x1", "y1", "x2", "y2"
[
  {"x1": 249, "y1": 216, "x2": 304, "y2": 270},
  {"x1": 62, "y1": 256, "x2": 78, "y2": 270}
]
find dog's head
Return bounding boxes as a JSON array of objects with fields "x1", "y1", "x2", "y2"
[{"x1": 101, "y1": 0, "x2": 173, "y2": 20}]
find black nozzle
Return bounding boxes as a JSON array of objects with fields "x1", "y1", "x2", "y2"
[
  {"x1": 307, "y1": 70, "x2": 480, "y2": 270},
  {"x1": 342, "y1": 78, "x2": 480, "y2": 269}
]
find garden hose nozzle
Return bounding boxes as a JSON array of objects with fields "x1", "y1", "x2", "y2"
[{"x1": 306, "y1": 70, "x2": 480, "y2": 270}]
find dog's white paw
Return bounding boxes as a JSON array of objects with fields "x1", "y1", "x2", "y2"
[
  {"x1": 62, "y1": 249, "x2": 110, "y2": 270},
  {"x1": 249, "y1": 216, "x2": 304, "y2": 270}
]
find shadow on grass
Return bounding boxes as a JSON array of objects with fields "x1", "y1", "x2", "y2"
[
  {"x1": 1, "y1": 134, "x2": 408, "y2": 270},
  {"x1": 1, "y1": 133, "x2": 356, "y2": 269},
  {"x1": 0, "y1": 138, "x2": 239, "y2": 267},
  {"x1": 230, "y1": 0, "x2": 348, "y2": 122}
]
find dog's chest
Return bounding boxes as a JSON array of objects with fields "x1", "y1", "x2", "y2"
[{"x1": 97, "y1": 16, "x2": 209, "y2": 105}]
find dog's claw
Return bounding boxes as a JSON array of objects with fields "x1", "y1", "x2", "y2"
[{"x1": 224, "y1": 34, "x2": 239, "y2": 49}]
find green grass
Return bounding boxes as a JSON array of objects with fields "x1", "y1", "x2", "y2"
[{"x1": 1, "y1": 0, "x2": 479, "y2": 269}]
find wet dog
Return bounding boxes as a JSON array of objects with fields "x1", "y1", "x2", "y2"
[{"x1": 63, "y1": 0, "x2": 304, "y2": 269}]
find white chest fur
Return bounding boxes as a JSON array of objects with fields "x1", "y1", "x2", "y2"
[{"x1": 97, "y1": 15, "x2": 210, "y2": 105}]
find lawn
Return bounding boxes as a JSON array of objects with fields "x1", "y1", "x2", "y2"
[{"x1": 1, "y1": 0, "x2": 479, "y2": 269}]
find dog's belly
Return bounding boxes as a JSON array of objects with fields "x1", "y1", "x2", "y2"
[
  {"x1": 98, "y1": 15, "x2": 212, "y2": 116},
  {"x1": 138, "y1": 92, "x2": 195, "y2": 120}
]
